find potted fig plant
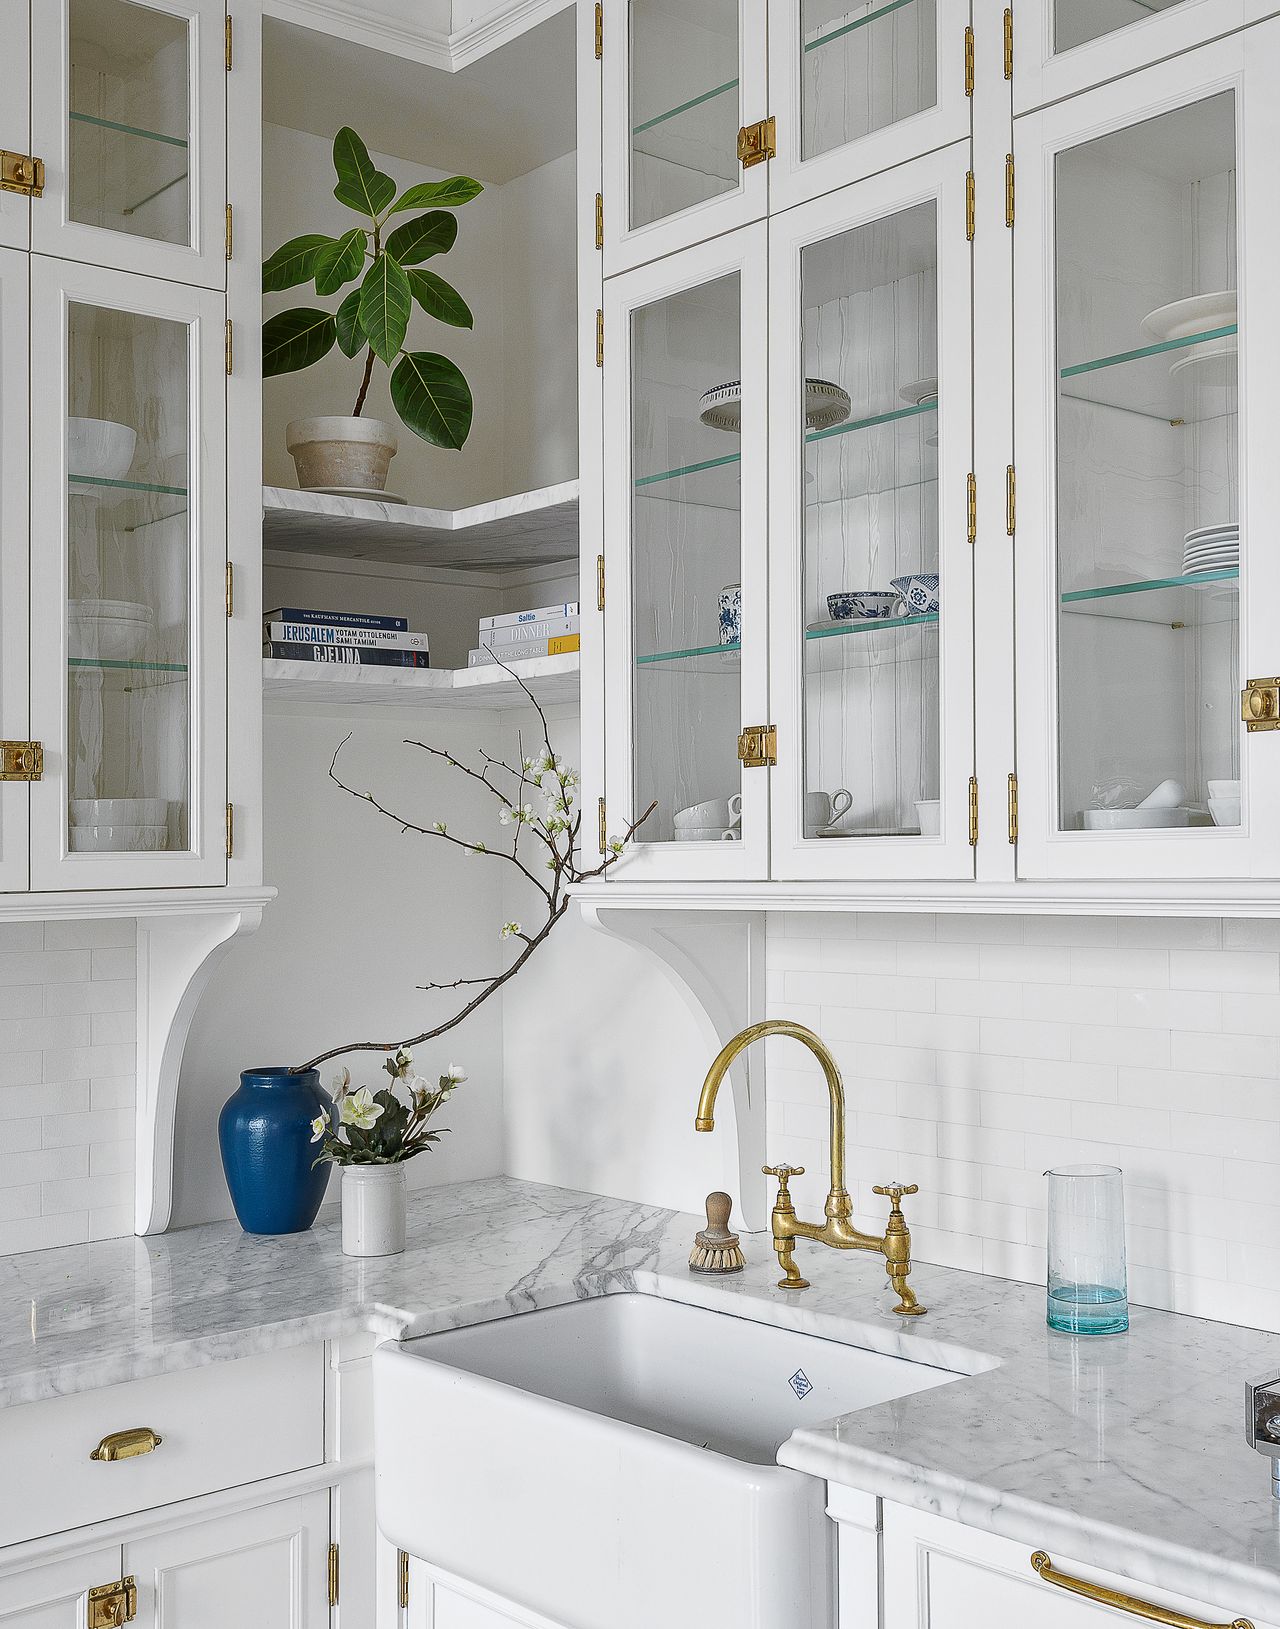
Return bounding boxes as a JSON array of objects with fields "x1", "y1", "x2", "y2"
[{"x1": 262, "y1": 126, "x2": 481, "y2": 495}]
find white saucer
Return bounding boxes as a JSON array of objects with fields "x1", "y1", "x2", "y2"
[
  {"x1": 1169, "y1": 335, "x2": 1237, "y2": 383},
  {"x1": 816, "y1": 824, "x2": 922, "y2": 838},
  {"x1": 307, "y1": 486, "x2": 408, "y2": 505},
  {"x1": 899, "y1": 377, "x2": 939, "y2": 406},
  {"x1": 1141, "y1": 290, "x2": 1236, "y2": 343}
]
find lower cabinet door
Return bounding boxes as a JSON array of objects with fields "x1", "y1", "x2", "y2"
[
  {"x1": 124, "y1": 1491, "x2": 331, "y2": 1629},
  {"x1": 404, "y1": 1556, "x2": 572, "y2": 1629},
  {"x1": 0, "y1": 1547, "x2": 122, "y2": 1628},
  {"x1": 881, "y1": 1503, "x2": 1275, "y2": 1629}
]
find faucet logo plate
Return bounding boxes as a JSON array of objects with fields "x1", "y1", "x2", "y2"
[{"x1": 788, "y1": 1368, "x2": 813, "y2": 1400}]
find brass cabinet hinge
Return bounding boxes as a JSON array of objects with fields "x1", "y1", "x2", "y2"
[
  {"x1": 965, "y1": 170, "x2": 975, "y2": 241},
  {"x1": 1006, "y1": 464, "x2": 1016, "y2": 536},
  {"x1": 1008, "y1": 772, "x2": 1018, "y2": 843},
  {"x1": 595, "y1": 308, "x2": 604, "y2": 367},
  {"x1": 225, "y1": 318, "x2": 233, "y2": 375},
  {"x1": 88, "y1": 1578, "x2": 137, "y2": 1628},
  {"x1": 594, "y1": 191, "x2": 603, "y2": 250},
  {"x1": 1003, "y1": 7, "x2": 1014, "y2": 77},
  {"x1": 968, "y1": 777, "x2": 979, "y2": 846},
  {"x1": 225, "y1": 803, "x2": 234, "y2": 859},
  {"x1": 225, "y1": 14, "x2": 233, "y2": 69},
  {"x1": 0, "y1": 151, "x2": 44, "y2": 198},
  {"x1": 738, "y1": 116, "x2": 776, "y2": 169},
  {"x1": 967, "y1": 472, "x2": 977, "y2": 545},
  {"x1": 0, "y1": 741, "x2": 42, "y2": 781},
  {"x1": 327, "y1": 1543, "x2": 340, "y2": 1607},
  {"x1": 225, "y1": 202, "x2": 233, "y2": 259},
  {"x1": 964, "y1": 25, "x2": 975, "y2": 95},
  {"x1": 225, "y1": 561, "x2": 234, "y2": 618},
  {"x1": 738, "y1": 724, "x2": 777, "y2": 769},
  {"x1": 596, "y1": 553, "x2": 605, "y2": 612},
  {"x1": 1243, "y1": 678, "x2": 1280, "y2": 731},
  {"x1": 598, "y1": 796, "x2": 607, "y2": 855},
  {"x1": 397, "y1": 1549, "x2": 410, "y2": 1610},
  {"x1": 1005, "y1": 153, "x2": 1015, "y2": 227},
  {"x1": 594, "y1": 2, "x2": 603, "y2": 58}
]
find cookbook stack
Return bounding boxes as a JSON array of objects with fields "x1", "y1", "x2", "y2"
[
  {"x1": 467, "y1": 602, "x2": 580, "y2": 668},
  {"x1": 264, "y1": 606, "x2": 430, "y2": 668}
]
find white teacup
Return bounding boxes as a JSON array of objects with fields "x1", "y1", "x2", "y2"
[
  {"x1": 675, "y1": 795, "x2": 742, "y2": 829},
  {"x1": 674, "y1": 826, "x2": 740, "y2": 842},
  {"x1": 915, "y1": 799, "x2": 941, "y2": 836},
  {"x1": 805, "y1": 789, "x2": 853, "y2": 829}
]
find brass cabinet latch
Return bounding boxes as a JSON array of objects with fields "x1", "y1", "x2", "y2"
[
  {"x1": 0, "y1": 151, "x2": 44, "y2": 197},
  {"x1": 88, "y1": 1577, "x2": 137, "y2": 1627},
  {"x1": 0, "y1": 741, "x2": 42, "y2": 781},
  {"x1": 738, "y1": 117, "x2": 776, "y2": 168},
  {"x1": 90, "y1": 1426, "x2": 162, "y2": 1462},
  {"x1": 738, "y1": 724, "x2": 776, "y2": 768},
  {"x1": 1243, "y1": 678, "x2": 1280, "y2": 731}
]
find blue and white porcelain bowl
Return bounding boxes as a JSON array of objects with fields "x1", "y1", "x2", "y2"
[
  {"x1": 827, "y1": 590, "x2": 898, "y2": 621},
  {"x1": 718, "y1": 584, "x2": 742, "y2": 646},
  {"x1": 890, "y1": 573, "x2": 940, "y2": 616}
]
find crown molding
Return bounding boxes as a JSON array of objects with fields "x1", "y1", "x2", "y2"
[{"x1": 263, "y1": 0, "x2": 571, "y2": 70}]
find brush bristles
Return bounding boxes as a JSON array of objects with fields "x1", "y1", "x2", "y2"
[{"x1": 688, "y1": 1241, "x2": 746, "y2": 1274}]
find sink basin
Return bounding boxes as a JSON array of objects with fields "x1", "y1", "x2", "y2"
[{"x1": 374, "y1": 1291, "x2": 962, "y2": 1629}]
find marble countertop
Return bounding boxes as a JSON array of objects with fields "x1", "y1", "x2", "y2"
[{"x1": 4, "y1": 1175, "x2": 1280, "y2": 1620}]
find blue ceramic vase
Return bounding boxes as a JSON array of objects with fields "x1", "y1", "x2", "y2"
[{"x1": 219, "y1": 1066, "x2": 334, "y2": 1235}]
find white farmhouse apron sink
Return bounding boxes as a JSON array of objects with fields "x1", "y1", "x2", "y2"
[{"x1": 374, "y1": 1291, "x2": 962, "y2": 1629}]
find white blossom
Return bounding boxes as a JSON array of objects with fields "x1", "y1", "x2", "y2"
[
  {"x1": 339, "y1": 1087, "x2": 384, "y2": 1130},
  {"x1": 309, "y1": 1110, "x2": 329, "y2": 1143},
  {"x1": 331, "y1": 1066, "x2": 351, "y2": 1097},
  {"x1": 500, "y1": 920, "x2": 522, "y2": 940},
  {"x1": 446, "y1": 1063, "x2": 467, "y2": 1083}
]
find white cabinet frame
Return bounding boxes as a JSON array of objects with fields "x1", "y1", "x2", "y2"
[
  {"x1": 1013, "y1": 32, "x2": 1280, "y2": 882},
  {"x1": 31, "y1": 0, "x2": 228, "y2": 290},
  {"x1": 0, "y1": 248, "x2": 29, "y2": 893},
  {"x1": 601, "y1": 0, "x2": 768, "y2": 277},
  {"x1": 768, "y1": 0, "x2": 974, "y2": 214},
  {"x1": 28, "y1": 256, "x2": 228, "y2": 891},
  {"x1": 603, "y1": 224, "x2": 771, "y2": 882},
  {"x1": 769, "y1": 143, "x2": 977, "y2": 881},
  {"x1": 0, "y1": 0, "x2": 31, "y2": 253}
]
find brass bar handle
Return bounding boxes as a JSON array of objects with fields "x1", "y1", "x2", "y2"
[
  {"x1": 90, "y1": 1425, "x2": 163, "y2": 1462},
  {"x1": 1031, "y1": 1553, "x2": 1254, "y2": 1629}
]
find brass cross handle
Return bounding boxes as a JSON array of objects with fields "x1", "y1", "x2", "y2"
[
  {"x1": 763, "y1": 1163, "x2": 805, "y2": 1197},
  {"x1": 873, "y1": 1182, "x2": 919, "y2": 1210}
]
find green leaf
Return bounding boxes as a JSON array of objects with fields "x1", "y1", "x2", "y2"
[
  {"x1": 313, "y1": 228, "x2": 368, "y2": 296},
  {"x1": 391, "y1": 352, "x2": 473, "y2": 450},
  {"x1": 263, "y1": 233, "x2": 333, "y2": 292},
  {"x1": 388, "y1": 176, "x2": 484, "y2": 214},
  {"x1": 385, "y1": 211, "x2": 457, "y2": 267},
  {"x1": 358, "y1": 254, "x2": 411, "y2": 364},
  {"x1": 332, "y1": 127, "x2": 396, "y2": 218},
  {"x1": 262, "y1": 308, "x2": 337, "y2": 377},
  {"x1": 335, "y1": 289, "x2": 365, "y2": 358},
  {"x1": 407, "y1": 269, "x2": 473, "y2": 329}
]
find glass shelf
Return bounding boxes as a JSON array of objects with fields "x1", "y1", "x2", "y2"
[
  {"x1": 69, "y1": 110, "x2": 188, "y2": 149},
  {"x1": 1059, "y1": 324, "x2": 1237, "y2": 423},
  {"x1": 638, "y1": 611, "x2": 938, "y2": 668},
  {"x1": 1061, "y1": 568, "x2": 1238, "y2": 624},
  {"x1": 69, "y1": 474, "x2": 188, "y2": 497},
  {"x1": 806, "y1": 0, "x2": 919, "y2": 53}
]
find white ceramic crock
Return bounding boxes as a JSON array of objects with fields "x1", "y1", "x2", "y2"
[
  {"x1": 341, "y1": 1162, "x2": 407, "y2": 1257},
  {"x1": 285, "y1": 416, "x2": 398, "y2": 492}
]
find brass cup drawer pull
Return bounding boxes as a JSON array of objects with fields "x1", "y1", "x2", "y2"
[
  {"x1": 89, "y1": 1426, "x2": 163, "y2": 1463},
  {"x1": 1031, "y1": 1553, "x2": 1253, "y2": 1629}
]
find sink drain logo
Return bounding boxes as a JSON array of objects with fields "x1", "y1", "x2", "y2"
[{"x1": 789, "y1": 1368, "x2": 813, "y2": 1400}]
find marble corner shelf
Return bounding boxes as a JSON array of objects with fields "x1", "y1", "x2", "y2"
[
  {"x1": 262, "y1": 651, "x2": 580, "y2": 710},
  {"x1": 261, "y1": 480, "x2": 580, "y2": 570}
]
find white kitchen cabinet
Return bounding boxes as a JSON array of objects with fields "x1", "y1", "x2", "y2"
[
  {"x1": 880, "y1": 1501, "x2": 1276, "y2": 1629},
  {"x1": 0, "y1": 1549, "x2": 122, "y2": 1629},
  {"x1": 0, "y1": 247, "x2": 29, "y2": 893},
  {"x1": 0, "y1": 1, "x2": 31, "y2": 254}
]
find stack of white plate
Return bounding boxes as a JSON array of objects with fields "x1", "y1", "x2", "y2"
[
  {"x1": 69, "y1": 600, "x2": 154, "y2": 662},
  {"x1": 69, "y1": 797, "x2": 169, "y2": 853},
  {"x1": 1182, "y1": 523, "x2": 1239, "y2": 577}
]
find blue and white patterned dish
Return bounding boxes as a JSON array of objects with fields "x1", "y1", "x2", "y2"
[
  {"x1": 827, "y1": 590, "x2": 898, "y2": 621},
  {"x1": 718, "y1": 584, "x2": 742, "y2": 645},
  {"x1": 890, "y1": 573, "x2": 940, "y2": 616}
]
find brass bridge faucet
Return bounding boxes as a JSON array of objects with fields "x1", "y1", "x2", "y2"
[{"x1": 695, "y1": 1019, "x2": 926, "y2": 1316}]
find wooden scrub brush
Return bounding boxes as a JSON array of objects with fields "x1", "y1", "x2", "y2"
[{"x1": 688, "y1": 1191, "x2": 746, "y2": 1274}]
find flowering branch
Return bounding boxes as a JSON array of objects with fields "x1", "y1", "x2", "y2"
[{"x1": 293, "y1": 663, "x2": 654, "y2": 1074}]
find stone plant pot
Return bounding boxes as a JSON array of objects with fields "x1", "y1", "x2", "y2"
[
  {"x1": 341, "y1": 1162, "x2": 407, "y2": 1257},
  {"x1": 285, "y1": 416, "x2": 398, "y2": 493}
]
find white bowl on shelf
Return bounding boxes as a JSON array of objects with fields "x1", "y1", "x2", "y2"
[
  {"x1": 69, "y1": 601, "x2": 154, "y2": 662},
  {"x1": 69, "y1": 418, "x2": 137, "y2": 482},
  {"x1": 1209, "y1": 797, "x2": 1241, "y2": 827},
  {"x1": 1141, "y1": 291, "x2": 1236, "y2": 343},
  {"x1": 1082, "y1": 807, "x2": 1190, "y2": 831},
  {"x1": 1207, "y1": 779, "x2": 1240, "y2": 799},
  {"x1": 70, "y1": 823, "x2": 168, "y2": 852},
  {"x1": 70, "y1": 798, "x2": 167, "y2": 826},
  {"x1": 914, "y1": 799, "x2": 941, "y2": 836}
]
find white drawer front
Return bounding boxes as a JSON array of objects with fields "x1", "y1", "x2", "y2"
[{"x1": 0, "y1": 1345, "x2": 325, "y2": 1549}]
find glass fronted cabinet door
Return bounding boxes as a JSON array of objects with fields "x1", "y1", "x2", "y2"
[
  {"x1": 31, "y1": 0, "x2": 227, "y2": 288},
  {"x1": 601, "y1": 0, "x2": 768, "y2": 275},
  {"x1": 768, "y1": 0, "x2": 971, "y2": 212},
  {"x1": 1014, "y1": 34, "x2": 1280, "y2": 880},
  {"x1": 769, "y1": 145, "x2": 975, "y2": 879},
  {"x1": 29, "y1": 258, "x2": 227, "y2": 889},
  {"x1": 0, "y1": 248, "x2": 30, "y2": 891},
  {"x1": 0, "y1": 0, "x2": 31, "y2": 252},
  {"x1": 603, "y1": 226, "x2": 769, "y2": 880}
]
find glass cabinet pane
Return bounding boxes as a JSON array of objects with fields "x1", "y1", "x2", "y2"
[
  {"x1": 1054, "y1": 93, "x2": 1238, "y2": 836},
  {"x1": 68, "y1": 0, "x2": 193, "y2": 248},
  {"x1": 801, "y1": 203, "x2": 940, "y2": 839},
  {"x1": 66, "y1": 300, "x2": 191, "y2": 856},
  {"x1": 1055, "y1": 0, "x2": 1187, "y2": 57},
  {"x1": 629, "y1": 0, "x2": 740, "y2": 232},
  {"x1": 631, "y1": 273, "x2": 745, "y2": 845},
  {"x1": 800, "y1": 0, "x2": 937, "y2": 165}
]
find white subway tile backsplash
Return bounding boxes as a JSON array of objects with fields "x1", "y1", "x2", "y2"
[
  {"x1": 770, "y1": 913, "x2": 1280, "y2": 1331},
  {"x1": 0, "y1": 922, "x2": 136, "y2": 1259}
]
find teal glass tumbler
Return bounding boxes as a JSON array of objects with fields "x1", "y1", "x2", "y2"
[{"x1": 1046, "y1": 1164, "x2": 1129, "y2": 1335}]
